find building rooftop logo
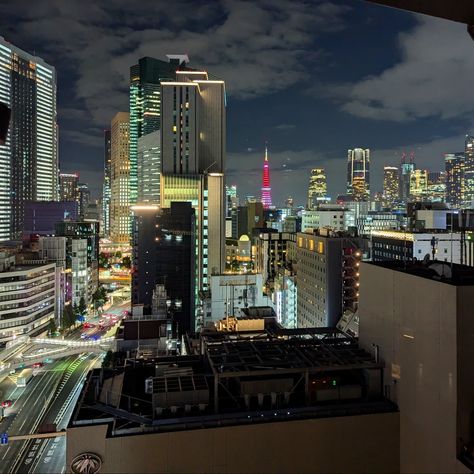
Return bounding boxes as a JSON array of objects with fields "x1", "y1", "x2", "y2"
[{"x1": 70, "y1": 452, "x2": 102, "y2": 474}]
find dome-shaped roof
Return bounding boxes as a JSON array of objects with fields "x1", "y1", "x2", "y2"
[{"x1": 239, "y1": 234, "x2": 250, "y2": 242}]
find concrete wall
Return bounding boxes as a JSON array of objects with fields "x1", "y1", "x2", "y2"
[
  {"x1": 67, "y1": 412, "x2": 399, "y2": 473},
  {"x1": 358, "y1": 262, "x2": 471, "y2": 474}
]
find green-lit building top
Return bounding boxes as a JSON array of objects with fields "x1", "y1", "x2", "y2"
[{"x1": 129, "y1": 55, "x2": 189, "y2": 204}]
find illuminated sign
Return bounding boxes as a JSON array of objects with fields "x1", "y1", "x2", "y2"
[{"x1": 70, "y1": 453, "x2": 102, "y2": 474}]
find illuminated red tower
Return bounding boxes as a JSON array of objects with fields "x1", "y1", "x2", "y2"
[{"x1": 261, "y1": 146, "x2": 272, "y2": 209}]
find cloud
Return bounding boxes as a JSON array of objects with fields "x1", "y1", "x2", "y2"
[
  {"x1": 2, "y1": 0, "x2": 351, "y2": 128},
  {"x1": 275, "y1": 123, "x2": 296, "y2": 130},
  {"x1": 322, "y1": 16, "x2": 474, "y2": 122}
]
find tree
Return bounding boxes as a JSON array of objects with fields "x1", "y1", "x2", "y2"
[
  {"x1": 92, "y1": 285, "x2": 108, "y2": 312},
  {"x1": 121, "y1": 256, "x2": 131, "y2": 269},
  {"x1": 48, "y1": 318, "x2": 57, "y2": 335},
  {"x1": 102, "y1": 350, "x2": 115, "y2": 369},
  {"x1": 61, "y1": 305, "x2": 75, "y2": 330},
  {"x1": 78, "y1": 296, "x2": 87, "y2": 319},
  {"x1": 114, "y1": 251, "x2": 122, "y2": 259},
  {"x1": 98, "y1": 252, "x2": 109, "y2": 268}
]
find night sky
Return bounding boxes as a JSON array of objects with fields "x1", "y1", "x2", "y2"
[{"x1": 2, "y1": 0, "x2": 473, "y2": 206}]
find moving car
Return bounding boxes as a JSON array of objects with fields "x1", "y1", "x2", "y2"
[
  {"x1": 1, "y1": 400, "x2": 12, "y2": 408},
  {"x1": 32, "y1": 362, "x2": 44, "y2": 368}
]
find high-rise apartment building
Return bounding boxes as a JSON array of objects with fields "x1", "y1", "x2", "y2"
[
  {"x1": 110, "y1": 112, "x2": 130, "y2": 243},
  {"x1": 0, "y1": 36, "x2": 58, "y2": 240},
  {"x1": 445, "y1": 153, "x2": 465, "y2": 207},
  {"x1": 59, "y1": 173, "x2": 79, "y2": 202},
  {"x1": 464, "y1": 135, "x2": 474, "y2": 205},
  {"x1": 161, "y1": 69, "x2": 226, "y2": 302},
  {"x1": 261, "y1": 147, "x2": 272, "y2": 209},
  {"x1": 129, "y1": 55, "x2": 189, "y2": 204},
  {"x1": 347, "y1": 148, "x2": 370, "y2": 201},
  {"x1": 102, "y1": 130, "x2": 111, "y2": 237},
  {"x1": 409, "y1": 169, "x2": 428, "y2": 202},
  {"x1": 307, "y1": 168, "x2": 328, "y2": 209},
  {"x1": 382, "y1": 166, "x2": 399, "y2": 207},
  {"x1": 137, "y1": 130, "x2": 160, "y2": 204}
]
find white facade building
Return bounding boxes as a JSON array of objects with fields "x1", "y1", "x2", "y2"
[
  {"x1": 0, "y1": 252, "x2": 56, "y2": 345},
  {"x1": 202, "y1": 273, "x2": 270, "y2": 324},
  {"x1": 301, "y1": 208, "x2": 354, "y2": 233}
]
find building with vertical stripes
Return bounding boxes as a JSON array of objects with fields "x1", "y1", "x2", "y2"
[{"x1": 0, "y1": 36, "x2": 58, "y2": 241}]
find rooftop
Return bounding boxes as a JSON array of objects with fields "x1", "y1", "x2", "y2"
[
  {"x1": 365, "y1": 260, "x2": 474, "y2": 285},
  {"x1": 70, "y1": 328, "x2": 395, "y2": 437}
]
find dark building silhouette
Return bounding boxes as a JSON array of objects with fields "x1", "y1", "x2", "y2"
[{"x1": 132, "y1": 202, "x2": 196, "y2": 334}]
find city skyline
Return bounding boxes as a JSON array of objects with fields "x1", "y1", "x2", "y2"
[{"x1": 3, "y1": 1, "x2": 474, "y2": 205}]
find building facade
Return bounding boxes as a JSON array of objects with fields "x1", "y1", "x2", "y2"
[
  {"x1": 382, "y1": 166, "x2": 399, "y2": 208},
  {"x1": 0, "y1": 252, "x2": 56, "y2": 346},
  {"x1": 59, "y1": 173, "x2": 79, "y2": 202},
  {"x1": 102, "y1": 130, "x2": 112, "y2": 237},
  {"x1": 371, "y1": 230, "x2": 462, "y2": 264},
  {"x1": 137, "y1": 130, "x2": 160, "y2": 204},
  {"x1": 110, "y1": 112, "x2": 130, "y2": 243},
  {"x1": 160, "y1": 69, "x2": 226, "y2": 294},
  {"x1": 129, "y1": 55, "x2": 188, "y2": 204},
  {"x1": 0, "y1": 36, "x2": 58, "y2": 240},
  {"x1": 297, "y1": 231, "x2": 363, "y2": 328},
  {"x1": 445, "y1": 152, "x2": 465, "y2": 207},
  {"x1": 464, "y1": 135, "x2": 474, "y2": 205},
  {"x1": 359, "y1": 260, "x2": 474, "y2": 473}
]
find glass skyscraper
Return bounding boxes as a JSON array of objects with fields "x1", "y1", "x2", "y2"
[
  {"x1": 0, "y1": 36, "x2": 58, "y2": 240},
  {"x1": 347, "y1": 148, "x2": 370, "y2": 201},
  {"x1": 129, "y1": 55, "x2": 189, "y2": 204}
]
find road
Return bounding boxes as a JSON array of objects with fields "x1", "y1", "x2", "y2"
[
  {"x1": 0, "y1": 354, "x2": 101, "y2": 473},
  {"x1": 0, "y1": 298, "x2": 128, "y2": 473}
]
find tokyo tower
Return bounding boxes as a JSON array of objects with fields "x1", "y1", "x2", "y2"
[{"x1": 261, "y1": 146, "x2": 272, "y2": 209}]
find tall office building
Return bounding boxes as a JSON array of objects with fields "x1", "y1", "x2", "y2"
[
  {"x1": 129, "y1": 55, "x2": 189, "y2": 205},
  {"x1": 445, "y1": 152, "x2": 465, "y2": 207},
  {"x1": 464, "y1": 135, "x2": 474, "y2": 205},
  {"x1": 382, "y1": 166, "x2": 399, "y2": 208},
  {"x1": 426, "y1": 171, "x2": 446, "y2": 203},
  {"x1": 161, "y1": 69, "x2": 226, "y2": 305},
  {"x1": 261, "y1": 146, "x2": 272, "y2": 209},
  {"x1": 347, "y1": 148, "x2": 370, "y2": 201},
  {"x1": 307, "y1": 168, "x2": 328, "y2": 209},
  {"x1": 77, "y1": 183, "x2": 90, "y2": 218},
  {"x1": 102, "y1": 130, "x2": 111, "y2": 237},
  {"x1": 399, "y1": 153, "x2": 415, "y2": 203},
  {"x1": 110, "y1": 112, "x2": 130, "y2": 243},
  {"x1": 0, "y1": 36, "x2": 58, "y2": 240},
  {"x1": 59, "y1": 173, "x2": 79, "y2": 202},
  {"x1": 137, "y1": 130, "x2": 160, "y2": 204},
  {"x1": 409, "y1": 169, "x2": 428, "y2": 202}
]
